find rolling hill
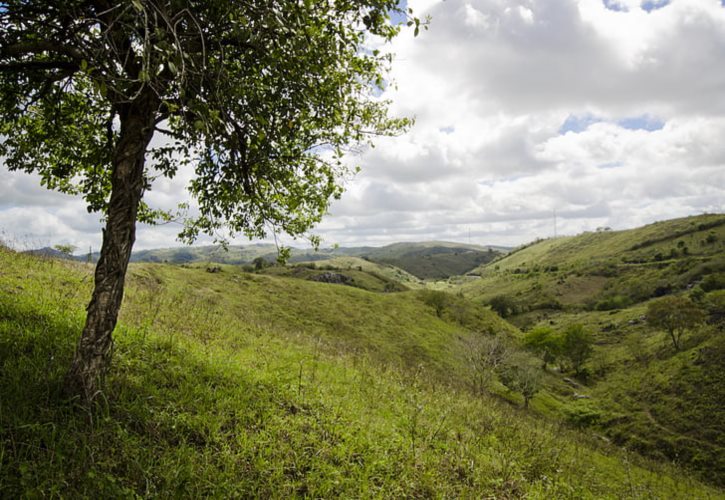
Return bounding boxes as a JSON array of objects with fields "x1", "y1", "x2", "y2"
[
  {"x1": 1, "y1": 241, "x2": 720, "y2": 497},
  {"x1": 124, "y1": 241, "x2": 508, "y2": 280},
  {"x1": 458, "y1": 213, "x2": 725, "y2": 485}
]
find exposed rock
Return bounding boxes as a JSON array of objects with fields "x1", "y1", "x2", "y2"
[
  {"x1": 563, "y1": 377, "x2": 581, "y2": 388},
  {"x1": 309, "y1": 272, "x2": 352, "y2": 286}
]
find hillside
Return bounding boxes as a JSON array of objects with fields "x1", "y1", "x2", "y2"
[
  {"x1": 362, "y1": 242, "x2": 502, "y2": 280},
  {"x1": 1, "y1": 246, "x2": 720, "y2": 497},
  {"x1": 124, "y1": 241, "x2": 506, "y2": 280},
  {"x1": 463, "y1": 213, "x2": 725, "y2": 312},
  {"x1": 458, "y1": 213, "x2": 725, "y2": 485}
]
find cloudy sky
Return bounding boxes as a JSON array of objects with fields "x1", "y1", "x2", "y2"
[{"x1": 2, "y1": 0, "x2": 725, "y2": 253}]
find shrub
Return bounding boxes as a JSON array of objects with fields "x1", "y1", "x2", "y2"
[
  {"x1": 560, "y1": 324, "x2": 593, "y2": 376},
  {"x1": 646, "y1": 296, "x2": 705, "y2": 350},
  {"x1": 496, "y1": 353, "x2": 542, "y2": 408},
  {"x1": 488, "y1": 295, "x2": 517, "y2": 318},
  {"x1": 595, "y1": 295, "x2": 631, "y2": 311},
  {"x1": 566, "y1": 401, "x2": 603, "y2": 428},
  {"x1": 419, "y1": 290, "x2": 449, "y2": 317},
  {"x1": 701, "y1": 273, "x2": 725, "y2": 292}
]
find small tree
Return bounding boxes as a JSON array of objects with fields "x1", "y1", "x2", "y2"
[
  {"x1": 560, "y1": 324, "x2": 593, "y2": 376},
  {"x1": 420, "y1": 290, "x2": 449, "y2": 318},
  {"x1": 53, "y1": 244, "x2": 77, "y2": 257},
  {"x1": 464, "y1": 334, "x2": 511, "y2": 395},
  {"x1": 646, "y1": 296, "x2": 705, "y2": 351},
  {"x1": 488, "y1": 295, "x2": 517, "y2": 318},
  {"x1": 0, "y1": 1, "x2": 422, "y2": 400},
  {"x1": 252, "y1": 256, "x2": 269, "y2": 271},
  {"x1": 497, "y1": 353, "x2": 541, "y2": 409},
  {"x1": 523, "y1": 325, "x2": 561, "y2": 370}
]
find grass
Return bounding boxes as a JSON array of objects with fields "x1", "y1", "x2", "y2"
[
  {"x1": 0, "y1": 246, "x2": 723, "y2": 497},
  {"x1": 455, "y1": 214, "x2": 725, "y2": 486}
]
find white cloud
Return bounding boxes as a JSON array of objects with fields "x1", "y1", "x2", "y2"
[{"x1": 2, "y1": 0, "x2": 725, "y2": 252}]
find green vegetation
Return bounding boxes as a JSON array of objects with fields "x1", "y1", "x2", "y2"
[
  {"x1": 460, "y1": 214, "x2": 725, "y2": 486},
  {"x1": 128, "y1": 242, "x2": 502, "y2": 281},
  {"x1": 646, "y1": 295, "x2": 706, "y2": 350},
  {"x1": 369, "y1": 244, "x2": 501, "y2": 280},
  {"x1": 0, "y1": 0, "x2": 420, "y2": 399},
  {"x1": 2, "y1": 246, "x2": 720, "y2": 497}
]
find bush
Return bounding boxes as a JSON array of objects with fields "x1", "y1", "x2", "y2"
[
  {"x1": 488, "y1": 295, "x2": 517, "y2": 318},
  {"x1": 701, "y1": 273, "x2": 725, "y2": 292},
  {"x1": 419, "y1": 290, "x2": 449, "y2": 317},
  {"x1": 523, "y1": 326, "x2": 560, "y2": 369},
  {"x1": 560, "y1": 324, "x2": 593, "y2": 376},
  {"x1": 566, "y1": 401, "x2": 603, "y2": 428},
  {"x1": 595, "y1": 294, "x2": 631, "y2": 311},
  {"x1": 496, "y1": 353, "x2": 542, "y2": 408}
]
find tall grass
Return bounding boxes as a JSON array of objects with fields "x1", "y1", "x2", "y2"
[{"x1": 0, "y1": 247, "x2": 721, "y2": 497}]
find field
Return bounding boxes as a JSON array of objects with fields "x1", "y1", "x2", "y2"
[{"x1": 1, "y1": 243, "x2": 721, "y2": 497}]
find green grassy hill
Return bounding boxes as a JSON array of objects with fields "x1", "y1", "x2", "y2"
[
  {"x1": 458, "y1": 213, "x2": 725, "y2": 485},
  {"x1": 463, "y1": 213, "x2": 725, "y2": 313},
  {"x1": 268, "y1": 256, "x2": 425, "y2": 291},
  {"x1": 367, "y1": 243, "x2": 501, "y2": 280},
  {"x1": 1, "y1": 246, "x2": 719, "y2": 497},
  {"x1": 126, "y1": 241, "x2": 506, "y2": 280}
]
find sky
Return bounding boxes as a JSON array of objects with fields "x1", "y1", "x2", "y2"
[{"x1": 2, "y1": 0, "x2": 725, "y2": 253}]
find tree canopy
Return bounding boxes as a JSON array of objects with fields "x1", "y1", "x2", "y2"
[
  {"x1": 646, "y1": 295, "x2": 705, "y2": 351},
  {"x1": 0, "y1": 0, "x2": 421, "y2": 399},
  {"x1": 0, "y1": 0, "x2": 416, "y2": 241}
]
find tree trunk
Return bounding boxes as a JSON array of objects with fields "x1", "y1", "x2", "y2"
[
  {"x1": 669, "y1": 329, "x2": 680, "y2": 351},
  {"x1": 65, "y1": 93, "x2": 157, "y2": 401}
]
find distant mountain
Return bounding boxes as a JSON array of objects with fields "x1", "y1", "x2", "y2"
[
  {"x1": 23, "y1": 247, "x2": 77, "y2": 260},
  {"x1": 123, "y1": 241, "x2": 510, "y2": 279},
  {"x1": 353, "y1": 242, "x2": 504, "y2": 280}
]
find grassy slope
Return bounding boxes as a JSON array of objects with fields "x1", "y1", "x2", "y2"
[
  {"x1": 1, "y1": 248, "x2": 720, "y2": 497},
  {"x1": 298, "y1": 255, "x2": 425, "y2": 289},
  {"x1": 463, "y1": 213, "x2": 725, "y2": 310},
  {"x1": 259, "y1": 257, "x2": 423, "y2": 293},
  {"x1": 458, "y1": 213, "x2": 725, "y2": 485},
  {"x1": 130, "y1": 241, "x2": 505, "y2": 280}
]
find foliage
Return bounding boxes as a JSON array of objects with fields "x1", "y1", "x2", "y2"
[
  {"x1": 701, "y1": 273, "x2": 725, "y2": 292},
  {"x1": 646, "y1": 296, "x2": 705, "y2": 351},
  {"x1": 3, "y1": 248, "x2": 719, "y2": 496},
  {"x1": 0, "y1": 0, "x2": 418, "y2": 242},
  {"x1": 565, "y1": 400, "x2": 604, "y2": 428},
  {"x1": 488, "y1": 295, "x2": 518, "y2": 318},
  {"x1": 419, "y1": 289, "x2": 449, "y2": 317},
  {"x1": 496, "y1": 353, "x2": 542, "y2": 409},
  {"x1": 252, "y1": 256, "x2": 271, "y2": 271},
  {"x1": 560, "y1": 324, "x2": 593, "y2": 376},
  {"x1": 0, "y1": 0, "x2": 425, "y2": 397},
  {"x1": 523, "y1": 326, "x2": 560, "y2": 369},
  {"x1": 594, "y1": 294, "x2": 631, "y2": 311},
  {"x1": 53, "y1": 244, "x2": 77, "y2": 257},
  {"x1": 464, "y1": 334, "x2": 512, "y2": 395}
]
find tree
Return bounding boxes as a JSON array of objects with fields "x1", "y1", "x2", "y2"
[
  {"x1": 0, "y1": 1, "x2": 422, "y2": 399},
  {"x1": 496, "y1": 353, "x2": 541, "y2": 409},
  {"x1": 252, "y1": 256, "x2": 269, "y2": 271},
  {"x1": 646, "y1": 296, "x2": 705, "y2": 351},
  {"x1": 464, "y1": 334, "x2": 512, "y2": 395},
  {"x1": 560, "y1": 324, "x2": 593, "y2": 376},
  {"x1": 420, "y1": 290, "x2": 449, "y2": 318},
  {"x1": 488, "y1": 295, "x2": 517, "y2": 318},
  {"x1": 523, "y1": 325, "x2": 561, "y2": 370},
  {"x1": 54, "y1": 244, "x2": 77, "y2": 257}
]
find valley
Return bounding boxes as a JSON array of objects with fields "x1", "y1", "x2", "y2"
[{"x1": 1, "y1": 214, "x2": 724, "y2": 496}]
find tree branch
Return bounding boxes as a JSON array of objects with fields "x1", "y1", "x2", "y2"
[{"x1": 0, "y1": 60, "x2": 79, "y2": 73}]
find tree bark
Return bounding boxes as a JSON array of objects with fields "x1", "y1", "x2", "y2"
[{"x1": 65, "y1": 92, "x2": 157, "y2": 401}]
